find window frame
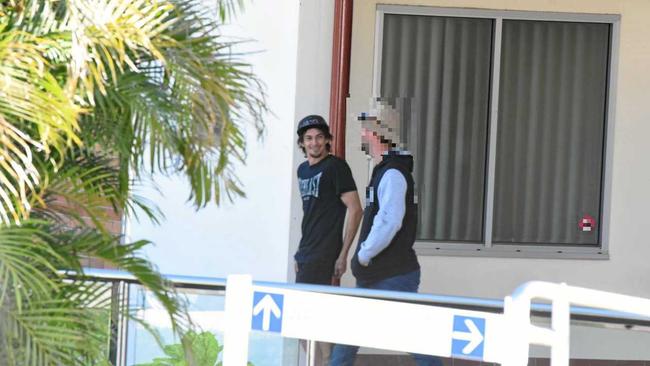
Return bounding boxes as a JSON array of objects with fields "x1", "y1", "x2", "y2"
[{"x1": 372, "y1": 5, "x2": 620, "y2": 259}]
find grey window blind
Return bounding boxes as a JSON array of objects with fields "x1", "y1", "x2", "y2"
[
  {"x1": 493, "y1": 20, "x2": 610, "y2": 245},
  {"x1": 380, "y1": 14, "x2": 493, "y2": 242},
  {"x1": 380, "y1": 14, "x2": 611, "y2": 246}
]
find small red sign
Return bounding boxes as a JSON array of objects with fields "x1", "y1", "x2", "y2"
[{"x1": 578, "y1": 214, "x2": 596, "y2": 232}]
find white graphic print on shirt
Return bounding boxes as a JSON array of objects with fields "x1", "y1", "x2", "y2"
[{"x1": 299, "y1": 172, "x2": 322, "y2": 200}]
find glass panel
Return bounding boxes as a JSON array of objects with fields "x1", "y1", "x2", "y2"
[
  {"x1": 125, "y1": 286, "x2": 226, "y2": 365},
  {"x1": 526, "y1": 315, "x2": 650, "y2": 362},
  {"x1": 493, "y1": 20, "x2": 610, "y2": 245},
  {"x1": 380, "y1": 14, "x2": 493, "y2": 242},
  {"x1": 124, "y1": 285, "x2": 299, "y2": 365},
  {"x1": 249, "y1": 331, "x2": 299, "y2": 365}
]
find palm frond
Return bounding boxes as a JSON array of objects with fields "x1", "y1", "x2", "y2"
[
  {"x1": 0, "y1": 116, "x2": 42, "y2": 225},
  {"x1": 7, "y1": 0, "x2": 178, "y2": 100},
  {"x1": 0, "y1": 222, "x2": 61, "y2": 308},
  {"x1": 162, "y1": 0, "x2": 267, "y2": 203},
  {"x1": 3, "y1": 294, "x2": 111, "y2": 365},
  {"x1": 0, "y1": 271, "x2": 118, "y2": 365},
  {"x1": 0, "y1": 26, "x2": 81, "y2": 225},
  {"x1": 52, "y1": 229, "x2": 193, "y2": 335},
  {"x1": 213, "y1": 0, "x2": 244, "y2": 22},
  {"x1": 0, "y1": 27, "x2": 81, "y2": 148},
  {"x1": 30, "y1": 148, "x2": 163, "y2": 231},
  {"x1": 81, "y1": 0, "x2": 268, "y2": 207},
  {"x1": 0, "y1": 0, "x2": 266, "y2": 364},
  {"x1": 65, "y1": 0, "x2": 178, "y2": 101},
  {"x1": 0, "y1": 223, "x2": 110, "y2": 365},
  {"x1": 0, "y1": 222, "x2": 194, "y2": 366}
]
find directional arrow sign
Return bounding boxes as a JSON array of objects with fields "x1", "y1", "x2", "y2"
[
  {"x1": 451, "y1": 315, "x2": 486, "y2": 359},
  {"x1": 251, "y1": 292, "x2": 283, "y2": 333},
  {"x1": 247, "y1": 285, "x2": 507, "y2": 362}
]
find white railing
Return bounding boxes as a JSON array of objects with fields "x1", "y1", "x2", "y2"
[
  {"x1": 502, "y1": 281, "x2": 650, "y2": 366},
  {"x1": 72, "y1": 268, "x2": 650, "y2": 365}
]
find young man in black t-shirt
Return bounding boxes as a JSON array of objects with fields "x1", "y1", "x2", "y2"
[{"x1": 294, "y1": 115, "x2": 362, "y2": 285}]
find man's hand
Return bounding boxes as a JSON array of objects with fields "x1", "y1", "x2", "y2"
[
  {"x1": 357, "y1": 242, "x2": 371, "y2": 267},
  {"x1": 337, "y1": 191, "x2": 362, "y2": 278},
  {"x1": 333, "y1": 255, "x2": 347, "y2": 278},
  {"x1": 358, "y1": 257, "x2": 370, "y2": 267},
  {"x1": 294, "y1": 261, "x2": 299, "y2": 273}
]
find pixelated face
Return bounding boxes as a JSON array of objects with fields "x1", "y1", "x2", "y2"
[
  {"x1": 358, "y1": 99, "x2": 405, "y2": 160},
  {"x1": 360, "y1": 123, "x2": 390, "y2": 159},
  {"x1": 301, "y1": 127, "x2": 329, "y2": 159}
]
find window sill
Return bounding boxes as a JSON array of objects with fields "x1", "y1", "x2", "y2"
[{"x1": 414, "y1": 242, "x2": 609, "y2": 260}]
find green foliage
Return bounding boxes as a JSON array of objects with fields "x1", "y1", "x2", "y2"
[
  {"x1": 0, "y1": 219, "x2": 193, "y2": 365},
  {"x1": 0, "y1": 0, "x2": 267, "y2": 225},
  {"x1": 135, "y1": 331, "x2": 253, "y2": 366},
  {"x1": 0, "y1": 0, "x2": 267, "y2": 364},
  {"x1": 137, "y1": 331, "x2": 221, "y2": 366}
]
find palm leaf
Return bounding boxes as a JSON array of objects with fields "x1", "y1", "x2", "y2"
[
  {"x1": 52, "y1": 229, "x2": 193, "y2": 335},
  {"x1": 0, "y1": 222, "x2": 61, "y2": 309},
  {"x1": 0, "y1": 223, "x2": 111, "y2": 365},
  {"x1": 1, "y1": 279, "x2": 114, "y2": 365},
  {"x1": 81, "y1": 0, "x2": 267, "y2": 207},
  {"x1": 0, "y1": 27, "x2": 81, "y2": 148},
  {"x1": 31, "y1": 148, "x2": 163, "y2": 231},
  {"x1": 0, "y1": 116, "x2": 43, "y2": 224},
  {"x1": 65, "y1": 0, "x2": 178, "y2": 101},
  {"x1": 160, "y1": 0, "x2": 266, "y2": 204},
  {"x1": 0, "y1": 26, "x2": 81, "y2": 225},
  {"x1": 0, "y1": 0, "x2": 266, "y2": 364},
  {"x1": 0, "y1": 222, "x2": 194, "y2": 366}
]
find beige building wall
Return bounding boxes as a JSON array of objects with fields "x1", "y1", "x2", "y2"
[
  {"x1": 288, "y1": 0, "x2": 336, "y2": 281},
  {"x1": 334, "y1": 0, "x2": 650, "y2": 359}
]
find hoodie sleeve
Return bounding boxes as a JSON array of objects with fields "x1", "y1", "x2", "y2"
[{"x1": 357, "y1": 169, "x2": 406, "y2": 266}]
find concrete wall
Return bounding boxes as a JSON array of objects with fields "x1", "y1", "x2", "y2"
[
  {"x1": 344, "y1": 0, "x2": 650, "y2": 297},
  {"x1": 287, "y1": 0, "x2": 336, "y2": 281},
  {"x1": 334, "y1": 0, "x2": 650, "y2": 359},
  {"x1": 127, "y1": 0, "x2": 300, "y2": 282}
]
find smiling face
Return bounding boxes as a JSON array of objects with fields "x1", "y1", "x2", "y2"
[{"x1": 301, "y1": 127, "x2": 330, "y2": 161}]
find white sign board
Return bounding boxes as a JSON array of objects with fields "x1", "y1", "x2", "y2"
[
  {"x1": 225, "y1": 276, "x2": 650, "y2": 366},
  {"x1": 253, "y1": 286, "x2": 507, "y2": 362},
  {"x1": 223, "y1": 276, "x2": 509, "y2": 365}
]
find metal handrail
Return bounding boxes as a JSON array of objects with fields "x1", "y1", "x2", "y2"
[{"x1": 76, "y1": 267, "x2": 650, "y2": 328}]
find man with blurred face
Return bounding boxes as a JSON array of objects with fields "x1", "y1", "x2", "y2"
[
  {"x1": 330, "y1": 101, "x2": 442, "y2": 366},
  {"x1": 294, "y1": 115, "x2": 362, "y2": 284}
]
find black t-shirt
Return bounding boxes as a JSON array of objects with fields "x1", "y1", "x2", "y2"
[{"x1": 294, "y1": 155, "x2": 357, "y2": 264}]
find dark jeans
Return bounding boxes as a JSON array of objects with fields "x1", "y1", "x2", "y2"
[
  {"x1": 330, "y1": 270, "x2": 443, "y2": 366},
  {"x1": 295, "y1": 261, "x2": 334, "y2": 285}
]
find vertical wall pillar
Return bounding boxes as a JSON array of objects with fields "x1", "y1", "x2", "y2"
[{"x1": 329, "y1": 0, "x2": 353, "y2": 158}]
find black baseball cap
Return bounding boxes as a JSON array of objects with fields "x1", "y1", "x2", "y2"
[{"x1": 297, "y1": 115, "x2": 329, "y2": 136}]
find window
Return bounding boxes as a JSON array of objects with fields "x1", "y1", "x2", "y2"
[{"x1": 375, "y1": 6, "x2": 618, "y2": 256}]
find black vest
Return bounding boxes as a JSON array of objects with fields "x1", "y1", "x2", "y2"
[{"x1": 351, "y1": 153, "x2": 420, "y2": 283}]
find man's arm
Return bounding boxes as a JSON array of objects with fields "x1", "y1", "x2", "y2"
[
  {"x1": 357, "y1": 169, "x2": 406, "y2": 266},
  {"x1": 334, "y1": 190, "x2": 363, "y2": 278}
]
